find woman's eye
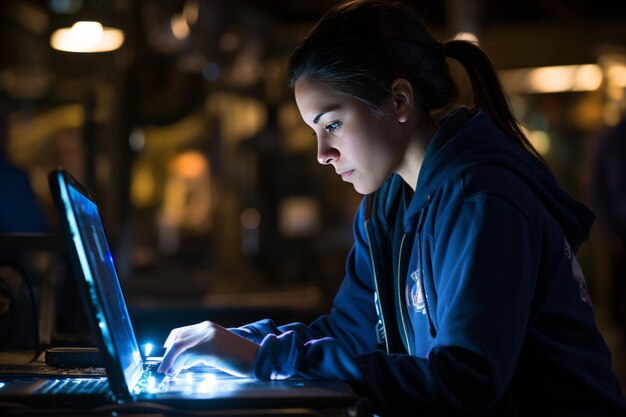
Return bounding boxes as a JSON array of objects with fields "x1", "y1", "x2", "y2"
[{"x1": 325, "y1": 121, "x2": 342, "y2": 134}]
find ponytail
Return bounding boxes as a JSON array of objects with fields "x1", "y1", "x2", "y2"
[
  {"x1": 288, "y1": 0, "x2": 546, "y2": 165},
  {"x1": 443, "y1": 40, "x2": 546, "y2": 164}
]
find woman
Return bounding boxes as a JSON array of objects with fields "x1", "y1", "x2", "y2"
[{"x1": 158, "y1": 1, "x2": 626, "y2": 415}]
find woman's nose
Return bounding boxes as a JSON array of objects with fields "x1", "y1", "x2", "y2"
[{"x1": 317, "y1": 140, "x2": 338, "y2": 165}]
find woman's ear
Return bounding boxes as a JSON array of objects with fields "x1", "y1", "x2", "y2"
[{"x1": 390, "y1": 78, "x2": 414, "y2": 123}]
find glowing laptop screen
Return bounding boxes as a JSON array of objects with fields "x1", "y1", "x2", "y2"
[{"x1": 58, "y1": 173, "x2": 143, "y2": 392}]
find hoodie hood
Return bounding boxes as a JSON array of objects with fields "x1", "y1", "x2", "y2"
[{"x1": 407, "y1": 107, "x2": 595, "y2": 252}]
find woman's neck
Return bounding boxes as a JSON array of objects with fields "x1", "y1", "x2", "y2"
[
  {"x1": 397, "y1": 104, "x2": 461, "y2": 191},
  {"x1": 396, "y1": 135, "x2": 426, "y2": 192}
]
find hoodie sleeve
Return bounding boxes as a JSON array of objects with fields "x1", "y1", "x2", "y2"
[
  {"x1": 230, "y1": 197, "x2": 381, "y2": 353},
  {"x1": 252, "y1": 189, "x2": 544, "y2": 416}
]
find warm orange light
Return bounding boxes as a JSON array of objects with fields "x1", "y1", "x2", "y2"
[
  {"x1": 171, "y1": 14, "x2": 190, "y2": 39},
  {"x1": 50, "y1": 21, "x2": 124, "y2": 53},
  {"x1": 170, "y1": 151, "x2": 208, "y2": 179},
  {"x1": 500, "y1": 64, "x2": 602, "y2": 94},
  {"x1": 607, "y1": 63, "x2": 626, "y2": 88}
]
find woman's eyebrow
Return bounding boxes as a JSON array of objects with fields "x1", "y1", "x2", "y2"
[{"x1": 313, "y1": 104, "x2": 340, "y2": 124}]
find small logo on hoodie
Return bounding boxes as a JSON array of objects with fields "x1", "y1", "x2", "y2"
[
  {"x1": 407, "y1": 269, "x2": 426, "y2": 314},
  {"x1": 564, "y1": 239, "x2": 592, "y2": 306}
]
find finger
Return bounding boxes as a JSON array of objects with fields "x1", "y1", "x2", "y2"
[
  {"x1": 168, "y1": 352, "x2": 203, "y2": 377},
  {"x1": 157, "y1": 335, "x2": 197, "y2": 374},
  {"x1": 163, "y1": 328, "x2": 181, "y2": 349},
  {"x1": 165, "y1": 351, "x2": 189, "y2": 377}
]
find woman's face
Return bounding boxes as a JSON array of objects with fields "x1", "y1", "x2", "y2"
[{"x1": 295, "y1": 78, "x2": 409, "y2": 195}]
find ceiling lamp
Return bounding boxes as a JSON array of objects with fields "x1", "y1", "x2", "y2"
[{"x1": 50, "y1": 20, "x2": 124, "y2": 53}]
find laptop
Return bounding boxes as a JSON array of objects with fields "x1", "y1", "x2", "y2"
[{"x1": 0, "y1": 169, "x2": 363, "y2": 415}]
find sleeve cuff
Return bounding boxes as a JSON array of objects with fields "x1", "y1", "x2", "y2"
[
  {"x1": 253, "y1": 331, "x2": 301, "y2": 380},
  {"x1": 227, "y1": 318, "x2": 280, "y2": 343}
]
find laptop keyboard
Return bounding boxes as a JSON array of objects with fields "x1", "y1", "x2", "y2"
[{"x1": 36, "y1": 377, "x2": 109, "y2": 395}]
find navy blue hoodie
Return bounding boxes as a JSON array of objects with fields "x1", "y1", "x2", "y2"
[{"x1": 231, "y1": 107, "x2": 626, "y2": 416}]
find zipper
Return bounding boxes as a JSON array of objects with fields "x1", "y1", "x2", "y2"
[
  {"x1": 415, "y1": 210, "x2": 437, "y2": 338},
  {"x1": 364, "y1": 219, "x2": 390, "y2": 353},
  {"x1": 397, "y1": 233, "x2": 412, "y2": 355}
]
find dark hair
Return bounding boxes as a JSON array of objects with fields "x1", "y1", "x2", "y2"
[{"x1": 288, "y1": 0, "x2": 543, "y2": 161}]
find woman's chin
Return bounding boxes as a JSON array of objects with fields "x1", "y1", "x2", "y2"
[{"x1": 353, "y1": 182, "x2": 377, "y2": 195}]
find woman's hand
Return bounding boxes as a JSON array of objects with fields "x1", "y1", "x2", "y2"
[{"x1": 157, "y1": 321, "x2": 260, "y2": 377}]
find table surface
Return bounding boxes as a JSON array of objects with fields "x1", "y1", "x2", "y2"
[{"x1": 0, "y1": 350, "x2": 372, "y2": 417}]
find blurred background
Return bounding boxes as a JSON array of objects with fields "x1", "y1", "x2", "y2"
[{"x1": 0, "y1": 0, "x2": 625, "y2": 389}]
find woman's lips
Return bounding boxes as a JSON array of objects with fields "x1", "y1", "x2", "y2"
[{"x1": 339, "y1": 170, "x2": 354, "y2": 181}]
